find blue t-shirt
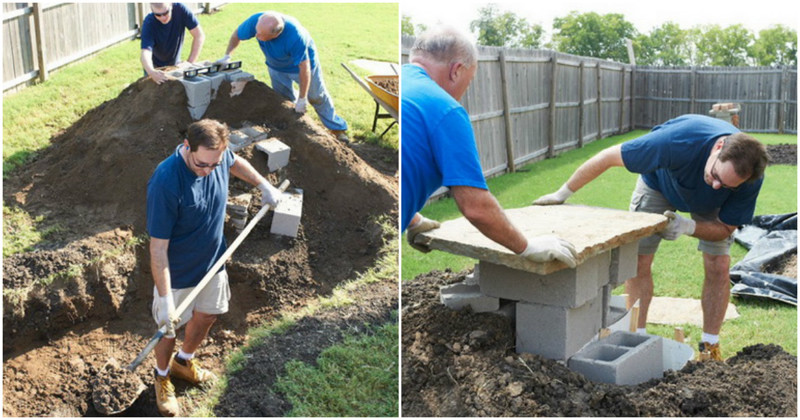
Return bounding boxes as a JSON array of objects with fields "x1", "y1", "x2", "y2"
[
  {"x1": 621, "y1": 114, "x2": 762, "y2": 226},
  {"x1": 401, "y1": 64, "x2": 488, "y2": 231},
  {"x1": 140, "y1": 3, "x2": 199, "y2": 68},
  {"x1": 146, "y1": 145, "x2": 235, "y2": 289},
  {"x1": 236, "y1": 13, "x2": 317, "y2": 73}
]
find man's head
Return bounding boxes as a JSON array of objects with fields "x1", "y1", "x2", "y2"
[
  {"x1": 183, "y1": 119, "x2": 229, "y2": 177},
  {"x1": 255, "y1": 12, "x2": 285, "y2": 42},
  {"x1": 409, "y1": 26, "x2": 478, "y2": 101},
  {"x1": 150, "y1": 3, "x2": 172, "y2": 24},
  {"x1": 705, "y1": 133, "x2": 768, "y2": 190}
]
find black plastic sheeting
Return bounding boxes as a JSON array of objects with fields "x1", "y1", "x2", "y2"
[{"x1": 731, "y1": 213, "x2": 797, "y2": 306}]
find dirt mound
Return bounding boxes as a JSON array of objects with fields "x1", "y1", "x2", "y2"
[
  {"x1": 3, "y1": 76, "x2": 397, "y2": 416},
  {"x1": 767, "y1": 143, "x2": 797, "y2": 165},
  {"x1": 402, "y1": 269, "x2": 797, "y2": 417}
]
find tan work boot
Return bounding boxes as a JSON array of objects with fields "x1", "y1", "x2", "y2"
[
  {"x1": 170, "y1": 355, "x2": 217, "y2": 385},
  {"x1": 697, "y1": 342, "x2": 723, "y2": 361},
  {"x1": 154, "y1": 370, "x2": 179, "y2": 417}
]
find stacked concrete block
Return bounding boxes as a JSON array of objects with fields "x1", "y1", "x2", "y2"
[
  {"x1": 228, "y1": 130, "x2": 251, "y2": 152},
  {"x1": 440, "y1": 282, "x2": 500, "y2": 313},
  {"x1": 255, "y1": 139, "x2": 291, "y2": 172},
  {"x1": 270, "y1": 189, "x2": 303, "y2": 238},
  {"x1": 203, "y1": 72, "x2": 227, "y2": 100},
  {"x1": 226, "y1": 71, "x2": 255, "y2": 97},
  {"x1": 515, "y1": 291, "x2": 604, "y2": 360},
  {"x1": 226, "y1": 193, "x2": 251, "y2": 233},
  {"x1": 240, "y1": 126, "x2": 269, "y2": 142},
  {"x1": 568, "y1": 331, "x2": 663, "y2": 385},
  {"x1": 180, "y1": 77, "x2": 212, "y2": 120},
  {"x1": 608, "y1": 241, "x2": 638, "y2": 288},
  {"x1": 479, "y1": 251, "x2": 611, "y2": 308}
]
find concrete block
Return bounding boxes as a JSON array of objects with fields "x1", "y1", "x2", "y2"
[
  {"x1": 567, "y1": 331, "x2": 663, "y2": 385},
  {"x1": 187, "y1": 103, "x2": 209, "y2": 121},
  {"x1": 227, "y1": 193, "x2": 251, "y2": 218},
  {"x1": 480, "y1": 251, "x2": 610, "y2": 308},
  {"x1": 180, "y1": 77, "x2": 212, "y2": 108},
  {"x1": 270, "y1": 189, "x2": 303, "y2": 238},
  {"x1": 492, "y1": 301, "x2": 516, "y2": 320},
  {"x1": 255, "y1": 139, "x2": 291, "y2": 172},
  {"x1": 202, "y1": 72, "x2": 227, "y2": 99},
  {"x1": 230, "y1": 216, "x2": 247, "y2": 230},
  {"x1": 440, "y1": 282, "x2": 500, "y2": 313},
  {"x1": 240, "y1": 126, "x2": 269, "y2": 142},
  {"x1": 608, "y1": 241, "x2": 638, "y2": 288},
  {"x1": 515, "y1": 292, "x2": 604, "y2": 360},
  {"x1": 223, "y1": 69, "x2": 244, "y2": 82}
]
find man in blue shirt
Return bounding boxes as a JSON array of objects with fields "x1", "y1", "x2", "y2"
[
  {"x1": 219, "y1": 11, "x2": 349, "y2": 142},
  {"x1": 146, "y1": 119, "x2": 281, "y2": 416},
  {"x1": 140, "y1": 3, "x2": 205, "y2": 84},
  {"x1": 402, "y1": 27, "x2": 578, "y2": 268},
  {"x1": 533, "y1": 114, "x2": 768, "y2": 361}
]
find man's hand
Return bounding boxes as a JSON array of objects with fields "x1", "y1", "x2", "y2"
[
  {"x1": 294, "y1": 97, "x2": 308, "y2": 114},
  {"x1": 406, "y1": 216, "x2": 441, "y2": 253},
  {"x1": 519, "y1": 235, "x2": 578, "y2": 268},
  {"x1": 258, "y1": 181, "x2": 282, "y2": 207},
  {"x1": 660, "y1": 210, "x2": 696, "y2": 240},
  {"x1": 149, "y1": 70, "x2": 169, "y2": 85},
  {"x1": 532, "y1": 183, "x2": 574, "y2": 205},
  {"x1": 156, "y1": 293, "x2": 177, "y2": 338},
  {"x1": 215, "y1": 54, "x2": 231, "y2": 65}
]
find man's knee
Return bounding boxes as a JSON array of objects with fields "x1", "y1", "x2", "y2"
[
  {"x1": 190, "y1": 311, "x2": 218, "y2": 326},
  {"x1": 703, "y1": 253, "x2": 730, "y2": 281}
]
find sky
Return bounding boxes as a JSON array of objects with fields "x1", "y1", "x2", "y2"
[{"x1": 402, "y1": 0, "x2": 799, "y2": 41}]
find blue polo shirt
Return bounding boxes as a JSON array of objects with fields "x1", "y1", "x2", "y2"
[
  {"x1": 236, "y1": 12, "x2": 317, "y2": 73},
  {"x1": 401, "y1": 64, "x2": 488, "y2": 231},
  {"x1": 146, "y1": 145, "x2": 235, "y2": 289},
  {"x1": 621, "y1": 114, "x2": 762, "y2": 226},
  {"x1": 140, "y1": 3, "x2": 199, "y2": 67}
]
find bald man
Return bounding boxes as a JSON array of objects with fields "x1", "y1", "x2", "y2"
[{"x1": 221, "y1": 11, "x2": 349, "y2": 142}]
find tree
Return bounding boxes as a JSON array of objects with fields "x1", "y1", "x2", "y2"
[
  {"x1": 751, "y1": 25, "x2": 797, "y2": 66},
  {"x1": 551, "y1": 11, "x2": 637, "y2": 62},
  {"x1": 469, "y1": 4, "x2": 543, "y2": 48},
  {"x1": 691, "y1": 24, "x2": 754, "y2": 66},
  {"x1": 401, "y1": 15, "x2": 427, "y2": 37},
  {"x1": 635, "y1": 22, "x2": 692, "y2": 66}
]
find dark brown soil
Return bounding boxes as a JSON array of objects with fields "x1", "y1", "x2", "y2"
[
  {"x1": 402, "y1": 269, "x2": 798, "y2": 417},
  {"x1": 91, "y1": 359, "x2": 146, "y2": 415},
  {"x1": 767, "y1": 143, "x2": 797, "y2": 165},
  {"x1": 2, "y1": 76, "x2": 397, "y2": 416},
  {"x1": 374, "y1": 78, "x2": 398, "y2": 95}
]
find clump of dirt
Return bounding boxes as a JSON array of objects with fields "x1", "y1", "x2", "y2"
[
  {"x1": 3, "y1": 75, "x2": 397, "y2": 416},
  {"x1": 372, "y1": 77, "x2": 398, "y2": 95},
  {"x1": 766, "y1": 144, "x2": 797, "y2": 166},
  {"x1": 402, "y1": 269, "x2": 797, "y2": 417},
  {"x1": 91, "y1": 359, "x2": 146, "y2": 415},
  {"x1": 764, "y1": 252, "x2": 797, "y2": 278}
]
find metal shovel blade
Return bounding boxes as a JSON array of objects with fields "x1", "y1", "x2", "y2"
[{"x1": 91, "y1": 358, "x2": 148, "y2": 415}]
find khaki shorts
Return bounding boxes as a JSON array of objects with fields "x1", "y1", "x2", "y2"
[
  {"x1": 629, "y1": 177, "x2": 733, "y2": 256},
  {"x1": 152, "y1": 270, "x2": 230, "y2": 331}
]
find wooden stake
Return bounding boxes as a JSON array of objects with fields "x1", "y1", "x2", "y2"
[
  {"x1": 599, "y1": 328, "x2": 611, "y2": 339},
  {"x1": 673, "y1": 327, "x2": 685, "y2": 343},
  {"x1": 628, "y1": 306, "x2": 639, "y2": 332}
]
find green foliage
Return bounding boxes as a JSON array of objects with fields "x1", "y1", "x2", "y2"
[
  {"x1": 470, "y1": 4, "x2": 543, "y2": 48},
  {"x1": 691, "y1": 24, "x2": 754, "y2": 66},
  {"x1": 635, "y1": 22, "x2": 692, "y2": 66},
  {"x1": 551, "y1": 11, "x2": 637, "y2": 62},
  {"x1": 275, "y1": 323, "x2": 399, "y2": 417},
  {"x1": 401, "y1": 15, "x2": 426, "y2": 37},
  {"x1": 751, "y1": 25, "x2": 798, "y2": 66},
  {"x1": 2, "y1": 206, "x2": 61, "y2": 257}
]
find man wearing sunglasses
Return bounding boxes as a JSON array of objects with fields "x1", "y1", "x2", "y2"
[
  {"x1": 219, "y1": 11, "x2": 350, "y2": 143},
  {"x1": 146, "y1": 119, "x2": 281, "y2": 416},
  {"x1": 533, "y1": 114, "x2": 768, "y2": 362},
  {"x1": 141, "y1": 3, "x2": 205, "y2": 84}
]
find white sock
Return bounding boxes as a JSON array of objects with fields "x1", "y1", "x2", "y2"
[
  {"x1": 155, "y1": 366, "x2": 170, "y2": 377},
  {"x1": 636, "y1": 328, "x2": 647, "y2": 334},
  {"x1": 177, "y1": 349, "x2": 194, "y2": 360},
  {"x1": 702, "y1": 332, "x2": 719, "y2": 345}
]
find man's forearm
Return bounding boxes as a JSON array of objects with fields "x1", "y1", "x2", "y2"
[
  {"x1": 150, "y1": 240, "x2": 171, "y2": 297},
  {"x1": 452, "y1": 186, "x2": 527, "y2": 254},
  {"x1": 298, "y1": 60, "x2": 311, "y2": 99},
  {"x1": 231, "y1": 156, "x2": 267, "y2": 187},
  {"x1": 141, "y1": 49, "x2": 156, "y2": 74},
  {"x1": 187, "y1": 27, "x2": 205, "y2": 63},
  {"x1": 565, "y1": 145, "x2": 624, "y2": 192},
  {"x1": 693, "y1": 220, "x2": 736, "y2": 242},
  {"x1": 225, "y1": 31, "x2": 241, "y2": 55}
]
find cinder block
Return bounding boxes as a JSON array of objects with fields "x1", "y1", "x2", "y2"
[
  {"x1": 440, "y1": 282, "x2": 500, "y2": 313},
  {"x1": 180, "y1": 77, "x2": 212, "y2": 107},
  {"x1": 240, "y1": 126, "x2": 269, "y2": 142},
  {"x1": 230, "y1": 216, "x2": 247, "y2": 230},
  {"x1": 568, "y1": 331, "x2": 663, "y2": 385},
  {"x1": 515, "y1": 292, "x2": 604, "y2": 360},
  {"x1": 222, "y1": 69, "x2": 244, "y2": 82},
  {"x1": 202, "y1": 72, "x2": 227, "y2": 99},
  {"x1": 255, "y1": 139, "x2": 291, "y2": 172},
  {"x1": 270, "y1": 189, "x2": 303, "y2": 238},
  {"x1": 608, "y1": 241, "x2": 638, "y2": 288},
  {"x1": 187, "y1": 103, "x2": 209, "y2": 121},
  {"x1": 227, "y1": 193, "x2": 251, "y2": 218},
  {"x1": 480, "y1": 251, "x2": 611, "y2": 308}
]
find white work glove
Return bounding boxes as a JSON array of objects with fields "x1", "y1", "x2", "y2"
[
  {"x1": 215, "y1": 54, "x2": 231, "y2": 65},
  {"x1": 258, "y1": 181, "x2": 282, "y2": 207},
  {"x1": 294, "y1": 97, "x2": 308, "y2": 114},
  {"x1": 148, "y1": 70, "x2": 169, "y2": 85},
  {"x1": 519, "y1": 235, "x2": 578, "y2": 268},
  {"x1": 532, "y1": 183, "x2": 574, "y2": 205},
  {"x1": 660, "y1": 210, "x2": 696, "y2": 240},
  {"x1": 406, "y1": 216, "x2": 441, "y2": 253},
  {"x1": 156, "y1": 292, "x2": 177, "y2": 338}
]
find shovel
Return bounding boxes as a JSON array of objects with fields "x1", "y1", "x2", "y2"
[{"x1": 92, "y1": 180, "x2": 290, "y2": 415}]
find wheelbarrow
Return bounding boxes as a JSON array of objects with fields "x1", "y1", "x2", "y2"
[{"x1": 341, "y1": 63, "x2": 398, "y2": 138}]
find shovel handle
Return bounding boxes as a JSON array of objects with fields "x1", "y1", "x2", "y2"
[{"x1": 127, "y1": 326, "x2": 166, "y2": 371}]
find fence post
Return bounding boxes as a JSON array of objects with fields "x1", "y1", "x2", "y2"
[
  {"x1": 630, "y1": 66, "x2": 635, "y2": 130},
  {"x1": 690, "y1": 66, "x2": 697, "y2": 114},
  {"x1": 578, "y1": 60, "x2": 585, "y2": 147},
  {"x1": 499, "y1": 49, "x2": 516, "y2": 172},
  {"x1": 596, "y1": 62, "x2": 602, "y2": 140},
  {"x1": 32, "y1": 3, "x2": 47, "y2": 83},
  {"x1": 548, "y1": 53, "x2": 558, "y2": 157},
  {"x1": 778, "y1": 66, "x2": 788, "y2": 134},
  {"x1": 138, "y1": 3, "x2": 146, "y2": 30},
  {"x1": 618, "y1": 66, "x2": 625, "y2": 134}
]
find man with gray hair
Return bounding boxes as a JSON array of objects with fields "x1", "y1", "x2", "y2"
[
  {"x1": 140, "y1": 3, "x2": 205, "y2": 84},
  {"x1": 220, "y1": 11, "x2": 349, "y2": 142},
  {"x1": 402, "y1": 27, "x2": 578, "y2": 268}
]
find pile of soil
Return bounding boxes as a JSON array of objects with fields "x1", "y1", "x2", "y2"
[
  {"x1": 766, "y1": 144, "x2": 797, "y2": 166},
  {"x1": 91, "y1": 359, "x2": 146, "y2": 415},
  {"x1": 402, "y1": 269, "x2": 797, "y2": 417},
  {"x1": 2, "y1": 76, "x2": 397, "y2": 416},
  {"x1": 373, "y1": 78, "x2": 398, "y2": 95}
]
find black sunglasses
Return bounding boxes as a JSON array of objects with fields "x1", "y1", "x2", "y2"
[{"x1": 153, "y1": 8, "x2": 171, "y2": 17}]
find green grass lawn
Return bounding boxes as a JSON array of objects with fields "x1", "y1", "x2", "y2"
[{"x1": 402, "y1": 131, "x2": 797, "y2": 358}]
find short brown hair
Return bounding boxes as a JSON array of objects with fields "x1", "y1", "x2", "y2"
[
  {"x1": 186, "y1": 119, "x2": 229, "y2": 151},
  {"x1": 718, "y1": 133, "x2": 768, "y2": 183}
]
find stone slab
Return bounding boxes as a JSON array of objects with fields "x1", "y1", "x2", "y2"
[
  {"x1": 270, "y1": 189, "x2": 303, "y2": 238},
  {"x1": 417, "y1": 204, "x2": 668, "y2": 275},
  {"x1": 568, "y1": 331, "x2": 663, "y2": 385},
  {"x1": 646, "y1": 296, "x2": 739, "y2": 327},
  {"x1": 439, "y1": 282, "x2": 500, "y2": 313}
]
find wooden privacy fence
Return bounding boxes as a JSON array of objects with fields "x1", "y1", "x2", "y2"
[
  {"x1": 402, "y1": 36, "x2": 797, "y2": 179},
  {"x1": 2, "y1": 3, "x2": 222, "y2": 93}
]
